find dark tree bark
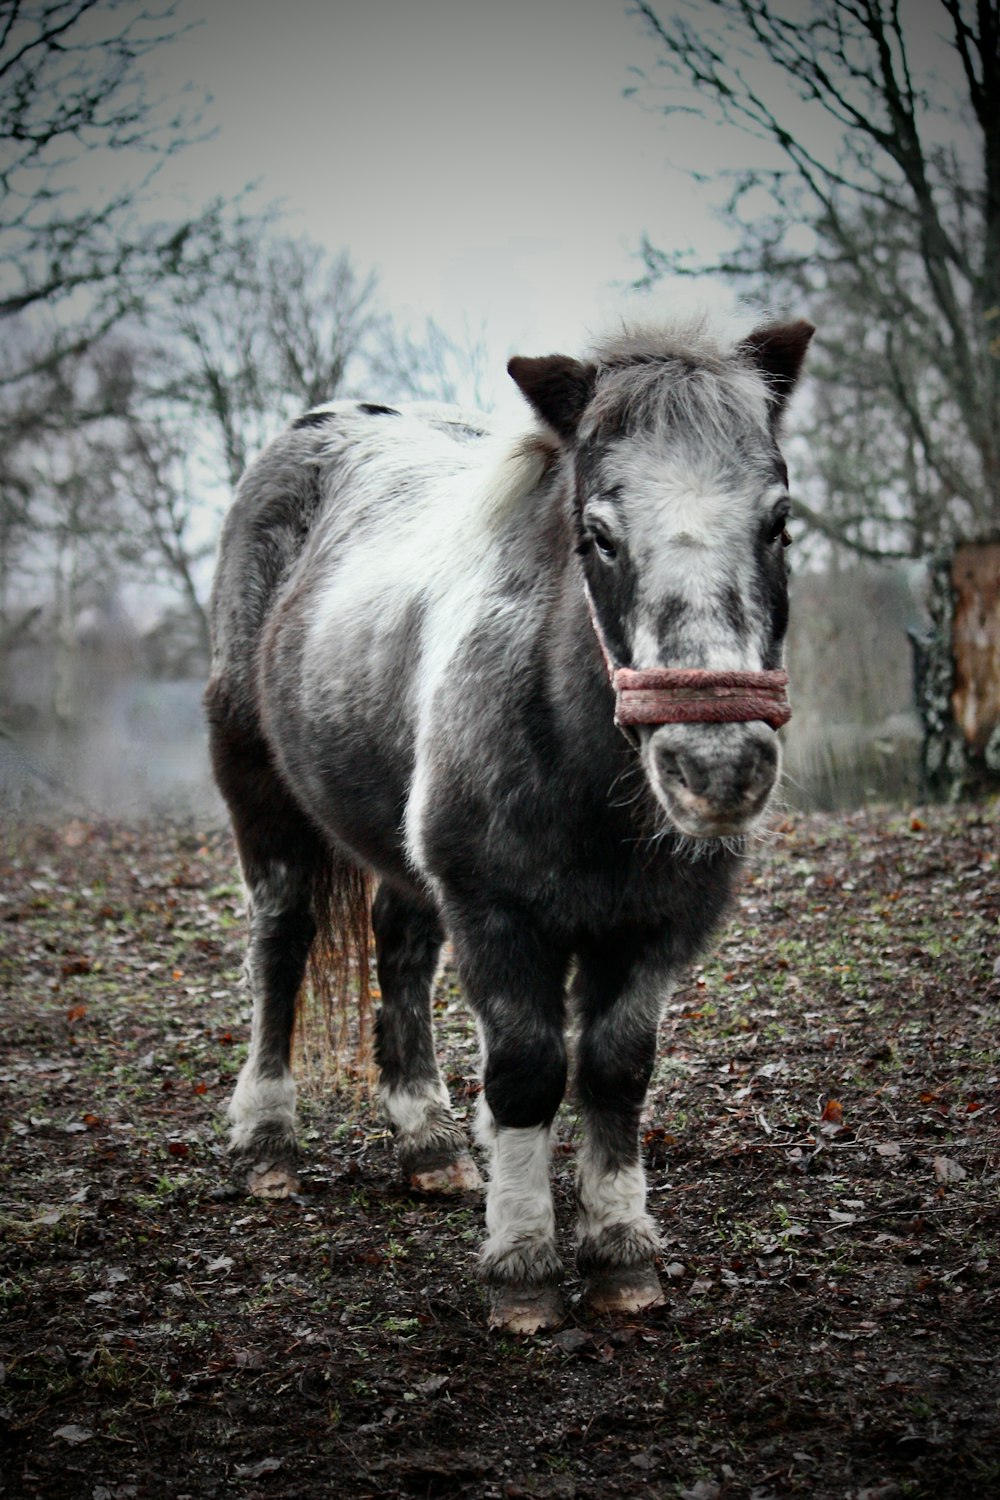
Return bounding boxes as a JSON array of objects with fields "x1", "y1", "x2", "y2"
[{"x1": 911, "y1": 540, "x2": 1000, "y2": 799}]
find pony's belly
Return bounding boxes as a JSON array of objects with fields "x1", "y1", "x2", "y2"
[{"x1": 282, "y1": 724, "x2": 418, "y2": 885}]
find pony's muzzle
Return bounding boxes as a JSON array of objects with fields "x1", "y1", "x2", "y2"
[{"x1": 646, "y1": 722, "x2": 780, "y2": 837}]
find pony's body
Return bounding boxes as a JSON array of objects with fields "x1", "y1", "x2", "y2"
[{"x1": 206, "y1": 314, "x2": 812, "y2": 1330}]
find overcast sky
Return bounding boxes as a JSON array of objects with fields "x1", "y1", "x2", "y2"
[{"x1": 148, "y1": 0, "x2": 747, "y2": 410}]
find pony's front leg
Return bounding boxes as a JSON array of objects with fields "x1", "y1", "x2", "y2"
[
  {"x1": 450, "y1": 907, "x2": 570, "y2": 1333},
  {"x1": 573, "y1": 943, "x2": 670, "y2": 1315}
]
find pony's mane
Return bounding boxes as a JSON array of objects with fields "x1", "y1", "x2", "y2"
[
  {"x1": 582, "y1": 313, "x2": 772, "y2": 448},
  {"x1": 465, "y1": 429, "x2": 556, "y2": 528}
]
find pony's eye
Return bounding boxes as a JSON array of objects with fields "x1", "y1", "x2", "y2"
[
  {"x1": 765, "y1": 507, "x2": 791, "y2": 546},
  {"x1": 591, "y1": 529, "x2": 618, "y2": 562}
]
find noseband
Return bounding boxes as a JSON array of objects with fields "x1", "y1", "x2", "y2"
[
  {"x1": 613, "y1": 665, "x2": 791, "y2": 730},
  {"x1": 584, "y1": 589, "x2": 792, "y2": 737}
]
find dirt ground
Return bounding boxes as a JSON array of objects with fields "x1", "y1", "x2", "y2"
[{"x1": 1, "y1": 802, "x2": 998, "y2": 1500}]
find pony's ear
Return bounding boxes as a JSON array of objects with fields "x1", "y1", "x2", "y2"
[
  {"x1": 740, "y1": 319, "x2": 815, "y2": 411},
  {"x1": 507, "y1": 354, "x2": 596, "y2": 440}
]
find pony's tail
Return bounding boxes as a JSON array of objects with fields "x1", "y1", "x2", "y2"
[{"x1": 293, "y1": 847, "x2": 376, "y2": 1094}]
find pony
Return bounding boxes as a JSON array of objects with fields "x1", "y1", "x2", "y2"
[{"x1": 204, "y1": 312, "x2": 813, "y2": 1332}]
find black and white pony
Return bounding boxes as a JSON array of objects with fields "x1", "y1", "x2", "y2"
[{"x1": 205, "y1": 312, "x2": 813, "y2": 1332}]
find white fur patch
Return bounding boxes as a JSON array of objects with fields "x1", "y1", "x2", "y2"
[
  {"x1": 227, "y1": 1068, "x2": 296, "y2": 1152},
  {"x1": 477, "y1": 1099, "x2": 555, "y2": 1260},
  {"x1": 576, "y1": 1147, "x2": 652, "y2": 1246},
  {"x1": 602, "y1": 438, "x2": 780, "y2": 675},
  {"x1": 379, "y1": 1078, "x2": 451, "y2": 1138},
  {"x1": 288, "y1": 410, "x2": 553, "y2": 872}
]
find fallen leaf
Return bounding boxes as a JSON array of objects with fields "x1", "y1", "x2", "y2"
[
  {"x1": 234, "y1": 1457, "x2": 283, "y2": 1479},
  {"x1": 680, "y1": 1482, "x2": 721, "y2": 1500},
  {"x1": 53, "y1": 1424, "x2": 93, "y2": 1444},
  {"x1": 932, "y1": 1156, "x2": 966, "y2": 1184},
  {"x1": 414, "y1": 1374, "x2": 449, "y2": 1397},
  {"x1": 551, "y1": 1328, "x2": 592, "y2": 1355}
]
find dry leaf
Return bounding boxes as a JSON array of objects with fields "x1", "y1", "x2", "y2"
[
  {"x1": 234, "y1": 1457, "x2": 283, "y2": 1479},
  {"x1": 53, "y1": 1424, "x2": 94, "y2": 1444}
]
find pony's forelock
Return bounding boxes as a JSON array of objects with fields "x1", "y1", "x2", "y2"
[{"x1": 581, "y1": 313, "x2": 774, "y2": 448}]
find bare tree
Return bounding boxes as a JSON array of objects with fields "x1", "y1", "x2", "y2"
[
  {"x1": 0, "y1": 0, "x2": 210, "y2": 368},
  {"x1": 631, "y1": 0, "x2": 1000, "y2": 559},
  {"x1": 376, "y1": 315, "x2": 493, "y2": 411},
  {"x1": 151, "y1": 228, "x2": 384, "y2": 488}
]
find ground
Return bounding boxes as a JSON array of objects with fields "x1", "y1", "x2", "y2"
[{"x1": 1, "y1": 803, "x2": 998, "y2": 1500}]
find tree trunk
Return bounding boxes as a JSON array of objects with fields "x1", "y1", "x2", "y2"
[{"x1": 911, "y1": 539, "x2": 1000, "y2": 799}]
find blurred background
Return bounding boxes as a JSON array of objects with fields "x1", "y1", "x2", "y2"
[{"x1": 2, "y1": 0, "x2": 997, "y2": 820}]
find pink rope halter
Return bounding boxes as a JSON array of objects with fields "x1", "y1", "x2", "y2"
[
  {"x1": 585, "y1": 590, "x2": 792, "y2": 734},
  {"x1": 613, "y1": 666, "x2": 791, "y2": 730}
]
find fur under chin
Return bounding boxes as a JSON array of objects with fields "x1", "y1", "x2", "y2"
[
  {"x1": 643, "y1": 777, "x2": 771, "y2": 856},
  {"x1": 668, "y1": 830, "x2": 751, "y2": 863}
]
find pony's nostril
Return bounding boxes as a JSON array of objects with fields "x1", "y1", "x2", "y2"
[
  {"x1": 656, "y1": 747, "x2": 707, "y2": 796},
  {"x1": 657, "y1": 748, "x2": 686, "y2": 785}
]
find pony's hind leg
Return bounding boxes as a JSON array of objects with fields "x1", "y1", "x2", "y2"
[
  {"x1": 372, "y1": 883, "x2": 481, "y2": 1194},
  {"x1": 228, "y1": 850, "x2": 317, "y2": 1197},
  {"x1": 573, "y1": 942, "x2": 669, "y2": 1316},
  {"x1": 207, "y1": 691, "x2": 319, "y2": 1198}
]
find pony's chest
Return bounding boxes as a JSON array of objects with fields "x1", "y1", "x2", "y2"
[{"x1": 418, "y1": 755, "x2": 719, "y2": 935}]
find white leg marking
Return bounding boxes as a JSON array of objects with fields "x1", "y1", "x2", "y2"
[
  {"x1": 380, "y1": 1077, "x2": 480, "y2": 1190},
  {"x1": 379, "y1": 1077, "x2": 452, "y2": 1140},
  {"x1": 477, "y1": 1098, "x2": 557, "y2": 1281},
  {"x1": 227, "y1": 1066, "x2": 296, "y2": 1154},
  {"x1": 576, "y1": 1137, "x2": 659, "y2": 1265}
]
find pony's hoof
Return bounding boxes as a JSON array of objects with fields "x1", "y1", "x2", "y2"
[
  {"x1": 409, "y1": 1151, "x2": 483, "y2": 1195},
  {"x1": 245, "y1": 1161, "x2": 300, "y2": 1199},
  {"x1": 584, "y1": 1263, "x2": 665, "y2": 1316},
  {"x1": 488, "y1": 1283, "x2": 565, "y2": 1335}
]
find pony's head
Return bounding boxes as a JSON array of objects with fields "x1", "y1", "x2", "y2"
[{"x1": 509, "y1": 315, "x2": 814, "y2": 842}]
